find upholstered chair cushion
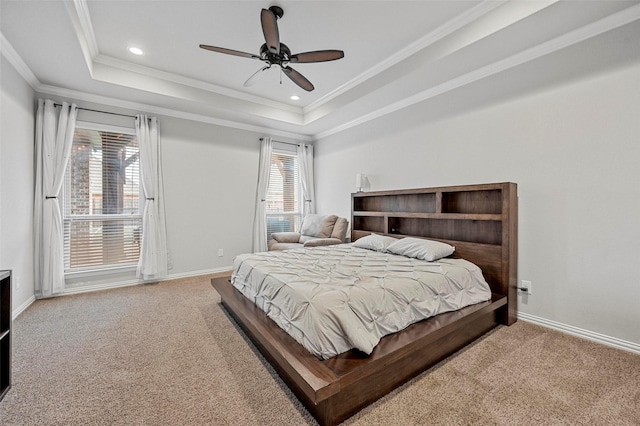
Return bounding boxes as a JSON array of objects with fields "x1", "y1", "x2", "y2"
[
  {"x1": 330, "y1": 217, "x2": 349, "y2": 242},
  {"x1": 268, "y1": 241, "x2": 304, "y2": 251},
  {"x1": 271, "y1": 232, "x2": 302, "y2": 243},
  {"x1": 268, "y1": 215, "x2": 349, "y2": 251},
  {"x1": 299, "y1": 214, "x2": 338, "y2": 238},
  {"x1": 302, "y1": 238, "x2": 343, "y2": 247}
]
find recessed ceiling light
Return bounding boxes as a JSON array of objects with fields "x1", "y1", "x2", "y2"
[
  {"x1": 128, "y1": 46, "x2": 144, "y2": 56},
  {"x1": 290, "y1": 95, "x2": 300, "y2": 101}
]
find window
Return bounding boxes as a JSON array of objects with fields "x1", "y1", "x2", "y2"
[
  {"x1": 62, "y1": 124, "x2": 141, "y2": 272},
  {"x1": 266, "y1": 148, "x2": 301, "y2": 238}
]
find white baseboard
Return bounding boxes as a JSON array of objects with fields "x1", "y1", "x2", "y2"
[
  {"x1": 59, "y1": 266, "x2": 233, "y2": 296},
  {"x1": 164, "y1": 267, "x2": 232, "y2": 281},
  {"x1": 10, "y1": 267, "x2": 233, "y2": 318},
  {"x1": 61, "y1": 278, "x2": 142, "y2": 296},
  {"x1": 518, "y1": 312, "x2": 640, "y2": 355},
  {"x1": 12, "y1": 295, "x2": 36, "y2": 320},
  {"x1": 19, "y1": 272, "x2": 637, "y2": 357}
]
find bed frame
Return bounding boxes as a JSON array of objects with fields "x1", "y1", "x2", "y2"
[{"x1": 211, "y1": 182, "x2": 517, "y2": 425}]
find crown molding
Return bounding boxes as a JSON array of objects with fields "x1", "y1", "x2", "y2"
[
  {"x1": 0, "y1": 26, "x2": 298, "y2": 142},
  {"x1": 93, "y1": 54, "x2": 301, "y2": 114},
  {"x1": 302, "y1": 0, "x2": 559, "y2": 126},
  {"x1": 71, "y1": 0, "x2": 99, "y2": 58},
  {"x1": 0, "y1": 33, "x2": 40, "y2": 90},
  {"x1": 1, "y1": 31, "x2": 310, "y2": 141},
  {"x1": 65, "y1": 0, "x2": 98, "y2": 75},
  {"x1": 315, "y1": 2, "x2": 640, "y2": 140},
  {"x1": 303, "y1": 0, "x2": 508, "y2": 115},
  {"x1": 36, "y1": 83, "x2": 312, "y2": 141}
]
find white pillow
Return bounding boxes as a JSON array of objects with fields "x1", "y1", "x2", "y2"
[
  {"x1": 386, "y1": 237, "x2": 455, "y2": 261},
  {"x1": 352, "y1": 234, "x2": 398, "y2": 252}
]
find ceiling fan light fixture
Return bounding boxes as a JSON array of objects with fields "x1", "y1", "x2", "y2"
[{"x1": 290, "y1": 95, "x2": 300, "y2": 101}]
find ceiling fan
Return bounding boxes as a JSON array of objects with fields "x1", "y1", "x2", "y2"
[{"x1": 199, "y1": 5, "x2": 344, "y2": 92}]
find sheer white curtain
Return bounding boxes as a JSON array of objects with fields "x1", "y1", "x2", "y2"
[
  {"x1": 34, "y1": 99, "x2": 78, "y2": 298},
  {"x1": 136, "y1": 115, "x2": 168, "y2": 280},
  {"x1": 252, "y1": 137, "x2": 273, "y2": 252},
  {"x1": 297, "y1": 143, "x2": 315, "y2": 216}
]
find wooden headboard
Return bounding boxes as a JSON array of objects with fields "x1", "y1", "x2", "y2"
[{"x1": 351, "y1": 182, "x2": 518, "y2": 325}]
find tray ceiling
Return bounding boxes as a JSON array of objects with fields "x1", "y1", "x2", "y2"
[{"x1": 2, "y1": 1, "x2": 639, "y2": 139}]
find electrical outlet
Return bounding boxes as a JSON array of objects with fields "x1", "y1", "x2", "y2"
[
  {"x1": 519, "y1": 280, "x2": 532, "y2": 295},
  {"x1": 218, "y1": 249, "x2": 224, "y2": 257}
]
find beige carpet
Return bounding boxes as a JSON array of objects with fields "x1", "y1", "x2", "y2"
[{"x1": 1, "y1": 275, "x2": 638, "y2": 425}]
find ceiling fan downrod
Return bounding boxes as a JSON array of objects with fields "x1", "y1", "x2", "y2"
[{"x1": 268, "y1": 5, "x2": 284, "y2": 20}]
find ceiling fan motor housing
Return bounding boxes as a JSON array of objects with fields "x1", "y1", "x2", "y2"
[{"x1": 260, "y1": 42, "x2": 291, "y2": 65}]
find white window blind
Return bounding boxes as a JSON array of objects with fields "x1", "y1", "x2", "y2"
[
  {"x1": 266, "y1": 149, "x2": 301, "y2": 238},
  {"x1": 63, "y1": 126, "x2": 142, "y2": 272}
]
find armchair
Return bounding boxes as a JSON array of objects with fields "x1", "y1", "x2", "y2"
[{"x1": 268, "y1": 214, "x2": 349, "y2": 251}]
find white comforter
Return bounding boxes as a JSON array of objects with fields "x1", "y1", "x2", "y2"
[{"x1": 231, "y1": 244, "x2": 491, "y2": 359}]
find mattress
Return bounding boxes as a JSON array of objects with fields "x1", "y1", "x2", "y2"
[{"x1": 231, "y1": 244, "x2": 492, "y2": 359}]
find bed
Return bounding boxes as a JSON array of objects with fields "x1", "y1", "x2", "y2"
[{"x1": 211, "y1": 182, "x2": 517, "y2": 425}]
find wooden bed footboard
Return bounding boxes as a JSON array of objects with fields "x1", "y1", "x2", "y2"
[{"x1": 212, "y1": 276, "x2": 506, "y2": 426}]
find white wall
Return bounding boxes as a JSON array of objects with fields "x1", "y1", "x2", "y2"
[
  {"x1": 314, "y1": 62, "x2": 640, "y2": 348},
  {"x1": 160, "y1": 117, "x2": 262, "y2": 276},
  {"x1": 0, "y1": 56, "x2": 36, "y2": 313}
]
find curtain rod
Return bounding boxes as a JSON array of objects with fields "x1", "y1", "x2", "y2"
[
  {"x1": 54, "y1": 103, "x2": 136, "y2": 119},
  {"x1": 259, "y1": 137, "x2": 302, "y2": 147}
]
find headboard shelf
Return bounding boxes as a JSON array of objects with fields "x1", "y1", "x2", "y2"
[
  {"x1": 388, "y1": 217, "x2": 502, "y2": 245},
  {"x1": 352, "y1": 182, "x2": 518, "y2": 325},
  {"x1": 441, "y1": 189, "x2": 503, "y2": 214},
  {"x1": 353, "y1": 211, "x2": 502, "y2": 221},
  {"x1": 353, "y1": 193, "x2": 437, "y2": 214}
]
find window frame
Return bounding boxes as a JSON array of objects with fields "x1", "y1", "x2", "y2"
[
  {"x1": 265, "y1": 143, "x2": 303, "y2": 238},
  {"x1": 62, "y1": 121, "x2": 143, "y2": 276}
]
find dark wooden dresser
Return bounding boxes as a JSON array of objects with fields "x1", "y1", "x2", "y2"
[{"x1": 0, "y1": 270, "x2": 11, "y2": 401}]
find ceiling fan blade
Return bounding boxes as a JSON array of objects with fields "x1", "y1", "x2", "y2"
[
  {"x1": 289, "y1": 50, "x2": 345, "y2": 63},
  {"x1": 243, "y1": 66, "x2": 271, "y2": 87},
  {"x1": 199, "y1": 45, "x2": 259, "y2": 60},
  {"x1": 261, "y1": 8, "x2": 280, "y2": 55},
  {"x1": 282, "y1": 66, "x2": 314, "y2": 92}
]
